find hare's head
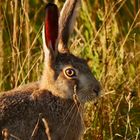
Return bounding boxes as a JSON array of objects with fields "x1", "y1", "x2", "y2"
[{"x1": 41, "y1": 1, "x2": 101, "y2": 103}]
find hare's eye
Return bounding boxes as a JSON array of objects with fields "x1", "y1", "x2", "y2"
[{"x1": 64, "y1": 68, "x2": 76, "y2": 78}]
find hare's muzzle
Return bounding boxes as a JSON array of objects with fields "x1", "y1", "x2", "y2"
[
  {"x1": 92, "y1": 83, "x2": 101, "y2": 97},
  {"x1": 77, "y1": 73, "x2": 101, "y2": 103}
]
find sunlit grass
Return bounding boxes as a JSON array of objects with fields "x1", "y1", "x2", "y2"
[{"x1": 0, "y1": 0, "x2": 140, "y2": 139}]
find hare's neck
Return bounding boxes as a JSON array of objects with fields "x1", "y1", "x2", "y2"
[{"x1": 40, "y1": 65, "x2": 55, "y2": 90}]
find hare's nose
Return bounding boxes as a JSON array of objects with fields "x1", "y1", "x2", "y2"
[{"x1": 92, "y1": 83, "x2": 101, "y2": 96}]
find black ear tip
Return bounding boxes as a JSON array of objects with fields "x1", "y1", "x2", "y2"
[
  {"x1": 45, "y1": 3, "x2": 58, "y2": 16},
  {"x1": 45, "y1": 3, "x2": 58, "y2": 10}
]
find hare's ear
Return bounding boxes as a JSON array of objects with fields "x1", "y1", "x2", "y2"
[
  {"x1": 58, "y1": 0, "x2": 81, "y2": 53},
  {"x1": 42, "y1": 3, "x2": 59, "y2": 65}
]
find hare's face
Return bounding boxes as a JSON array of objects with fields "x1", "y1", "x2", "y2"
[
  {"x1": 53, "y1": 53, "x2": 101, "y2": 103},
  {"x1": 41, "y1": 3, "x2": 101, "y2": 103}
]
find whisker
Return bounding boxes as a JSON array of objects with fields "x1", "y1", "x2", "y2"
[
  {"x1": 73, "y1": 85, "x2": 84, "y2": 126},
  {"x1": 62, "y1": 102, "x2": 76, "y2": 123},
  {"x1": 54, "y1": 102, "x2": 76, "y2": 134},
  {"x1": 78, "y1": 87, "x2": 91, "y2": 92},
  {"x1": 72, "y1": 93, "x2": 85, "y2": 139},
  {"x1": 63, "y1": 104, "x2": 77, "y2": 140}
]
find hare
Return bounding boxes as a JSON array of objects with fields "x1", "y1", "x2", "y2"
[{"x1": 0, "y1": 0, "x2": 101, "y2": 140}]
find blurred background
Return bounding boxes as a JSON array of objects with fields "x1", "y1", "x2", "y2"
[{"x1": 0, "y1": 0, "x2": 140, "y2": 139}]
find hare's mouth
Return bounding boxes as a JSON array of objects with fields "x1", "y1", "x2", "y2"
[
  {"x1": 93, "y1": 89, "x2": 100, "y2": 96},
  {"x1": 93, "y1": 88, "x2": 102, "y2": 98},
  {"x1": 76, "y1": 90, "x2": 100, "y2": 103}
]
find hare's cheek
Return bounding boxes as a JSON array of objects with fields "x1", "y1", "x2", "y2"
[
  {"x1": 78, "y1": 74, "x2": 88, "y2": 87},
  {"x1": 55, "y1": 76, "x2": 76, "y2": 98}
]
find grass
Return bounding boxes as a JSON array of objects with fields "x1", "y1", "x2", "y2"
[{"x1": 0, "y1": 0, "x2": 140, "y2": 139}]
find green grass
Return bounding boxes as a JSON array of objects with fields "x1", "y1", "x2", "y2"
[{"x1": 0, "y1": 0, "x2": 140, "y2": 139}]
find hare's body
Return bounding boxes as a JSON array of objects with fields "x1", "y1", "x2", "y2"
[
  {"x1": 0, "y1": 83, "x2": 83, "y2": 140},
  {"x1": 0, "y1": 1, "x2": 101, "y2": 140}
]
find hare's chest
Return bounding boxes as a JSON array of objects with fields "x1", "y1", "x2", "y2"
[
  {"x1": 50, "y1": 116, "x2": 84, "y2": 140},
  {"x1": 47, "y1": 104, "x2": 85, "y2": 140}
]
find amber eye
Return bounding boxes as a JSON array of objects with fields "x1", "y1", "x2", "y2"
[{"x1": 64, "y1": 68, "x2": 76, "y2": 78}]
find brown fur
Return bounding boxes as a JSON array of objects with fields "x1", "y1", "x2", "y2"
[{"x1": 0, "y1": 86, "x2": 84, "y2": 140}]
